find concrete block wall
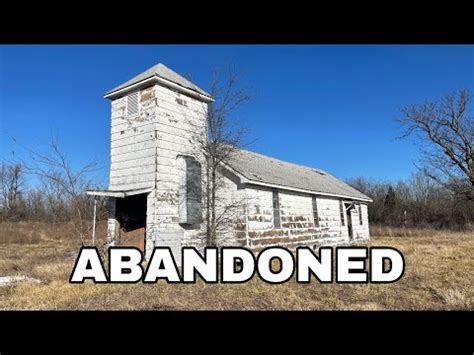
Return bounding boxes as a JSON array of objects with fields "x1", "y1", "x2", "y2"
[
  {"x1": 349, "y1": 203, "x2": 370, "y2": 240},
  {"x1": 242, "y1": 186, "x2": 370, "y2": 252}
]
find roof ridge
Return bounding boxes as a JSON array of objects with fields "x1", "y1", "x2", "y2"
[{"x1": 105, "y1": 62, "x2": 211, "y2": 98}]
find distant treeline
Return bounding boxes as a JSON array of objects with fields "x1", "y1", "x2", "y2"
[{"x1": 347, "y1": 172, "x2": 474, "y2": 230}]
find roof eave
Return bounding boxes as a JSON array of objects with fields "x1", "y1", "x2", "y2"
[
  {"x1": 104, "y1": 75, "x2": 213, "y2": 103},
  {"x1": 86, "y1": 187, "x2": 153, "y2": 198},
  {"x1": 245, "y1": 180, "x2": 373, "y2": 203}
]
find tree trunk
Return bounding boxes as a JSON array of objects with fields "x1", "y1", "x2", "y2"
[
  {"x1": 210, "y1": 160, "x2": 217, "y2": 247},
  {"x1": 205, "y1": 162, "x2": 211, "y2": 246}
]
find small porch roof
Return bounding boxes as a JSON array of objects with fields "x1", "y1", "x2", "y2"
[{"x1": 86, "y1": 187, "x2": 153, "y2": 198}]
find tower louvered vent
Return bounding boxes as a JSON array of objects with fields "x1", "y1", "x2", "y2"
[{"x1": 127, "y1": 92, "x2": 139, "y2": 116}]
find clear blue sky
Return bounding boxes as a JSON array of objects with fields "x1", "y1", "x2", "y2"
[{"x1": 1, "y1": 45, "x2": 473, "y2": 186}]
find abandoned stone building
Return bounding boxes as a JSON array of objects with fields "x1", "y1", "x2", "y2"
[{"x1": 87, "y1": 63, "x2": 372, "y2": 265}]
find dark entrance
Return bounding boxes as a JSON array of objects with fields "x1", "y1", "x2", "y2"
[{"x1": 115, "y1": 193, "x2": 147, "y2": 251}]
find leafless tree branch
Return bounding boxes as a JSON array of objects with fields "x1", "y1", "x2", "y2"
[{"x1": 397, "y1": 88, "x2": 474, "y2": 200}]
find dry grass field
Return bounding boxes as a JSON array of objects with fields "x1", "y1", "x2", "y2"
[{"x1": 0, "y1": 222, "x2": 472, "y2": 310}]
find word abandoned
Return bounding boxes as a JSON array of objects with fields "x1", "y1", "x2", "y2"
[{"x1": 70, "y1": 246, "x2": 405, "y2": 284}]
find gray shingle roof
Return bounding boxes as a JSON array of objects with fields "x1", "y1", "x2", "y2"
[
  {"x1": 228, "y1": 149, "x2": 372, "y2": 201},
  {"x1": 105, "y1": 63, "x2": 211, "y2": 97}
]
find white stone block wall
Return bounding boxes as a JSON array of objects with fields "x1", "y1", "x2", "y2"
[
  {"x1": 350, "y1": 203, "x2": 370, "y2": 240},
  {"x1": 317, "y1": 197, "x2": 348, "y2": 242},
  {"x1": 238, "y1": 186, "x2": 369, "y2": 252}
]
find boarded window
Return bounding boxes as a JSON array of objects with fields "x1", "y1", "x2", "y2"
[
  {"x1": 359, "y1": 204, "x2": 363, "y2": 225},
  {"x1": 312, "y1": 196, "x2": 319, "y2": 227},
  {"x1": 127, "y1": 92, "x2": 139, "y2": 116},
  {"x1": 272, "y1": 190, "x2": 281, "y2": 229},
  {"x1": 339, "y1": 200, "x2": 345, "y2": 226},
  {"x1": 177, "y1": 156, "x2": 202, "y2": 224}
]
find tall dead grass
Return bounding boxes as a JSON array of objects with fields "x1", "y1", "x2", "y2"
[
  {"x1": 0, "y1": 222, "x2": 472, "y2": 310},
  {"x1": 0, "y1": 222, "x2": 43, "y2": 244},
  {"x1": 370, "y1": 224, "x2": 473, "y2": 238},
  {"x1": 0, "y1": 221, "x2": 108, "y2": 245}
]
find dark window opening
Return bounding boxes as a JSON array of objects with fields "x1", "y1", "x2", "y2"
[
  {"x1": 312, "y1": 196, "x2": 319, "y2": 227},
  {"x1": 359, "y1": 204, "x2": 363, "y2": 225},
  {"x1": 272, "y1": 190, "x2": 281, "y2": 229},
  {"x1": 339, "y1": 200, "x2": 345, "y2": 226}
]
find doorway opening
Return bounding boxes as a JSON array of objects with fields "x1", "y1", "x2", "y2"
[{"x1": 115, "y1": 193, "x2": 147, "y2": 252}]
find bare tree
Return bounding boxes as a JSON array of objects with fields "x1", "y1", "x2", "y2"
[
  {"x1": 22, "y1": 139, "x2": 99, "y2": 244},
  {"x1": 192, "y1": 66, "x2": 251, "y2": 246},
  {"x1": 397, "y1": 89, "x2": 474, "y2": 200},
  {"x1": 0, "y1": 163, "x2": 24, "y2": 216}
]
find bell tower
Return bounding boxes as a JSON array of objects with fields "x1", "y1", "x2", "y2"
[{"x1": 89, "y1": 63, "x2": 212, "y2": 262}]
